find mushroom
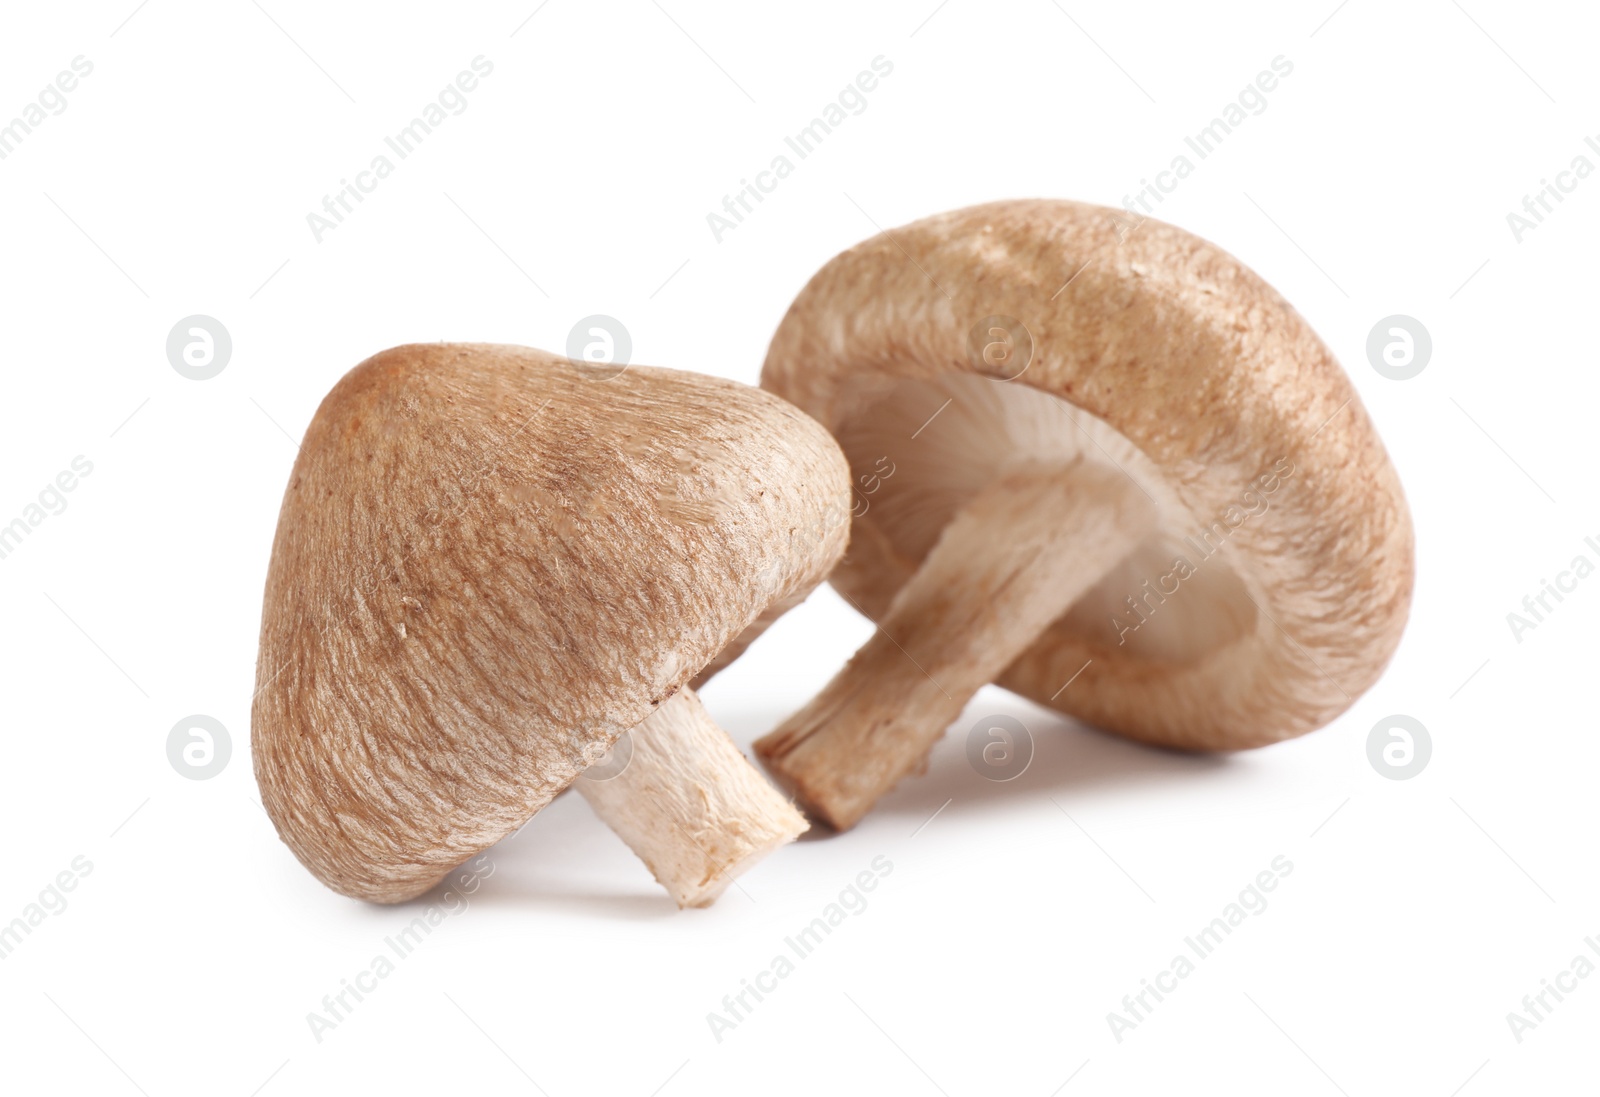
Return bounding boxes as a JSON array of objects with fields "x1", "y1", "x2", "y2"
[
  {"x1": 755, "y1": 199, "x2": 1414, "y2": 830},
  {"x1": 252, "y1": 343, "x2": 850, "y2": 906}
]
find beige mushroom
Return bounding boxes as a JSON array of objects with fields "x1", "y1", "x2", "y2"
[
  {"x1": 755, "y1": 199, "x2": 1414, "y2": 831},
  {"x1": 252, "y1": 343, "x2": 850, "y2": 906}
]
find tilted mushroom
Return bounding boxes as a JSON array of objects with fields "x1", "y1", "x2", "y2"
[
  {"x1": 755, "y1": 199, "x2": 1414, "y2": 830},
  {"x1": 253, "y1": 343, "x2": 849, "y2": 906}
]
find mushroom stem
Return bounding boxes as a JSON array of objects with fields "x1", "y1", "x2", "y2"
[
  {"x1": 756, "y1": 461, "x2": 1157, "y2": 830},
  {"x1": 577, "y1": 687, "x2": 807, "y2": 907}
]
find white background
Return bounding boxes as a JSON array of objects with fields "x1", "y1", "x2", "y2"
[{"x1": 0, "y1": 1, "x2": 1595, "y2": 1094}]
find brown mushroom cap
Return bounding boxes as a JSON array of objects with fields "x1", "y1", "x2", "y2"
[
  {"x1": 253, "y1": 343, "x2": 848, "y2": 902},
  {"x1": 761, "y1": 199, "x2": 1414, "y2": 752}
]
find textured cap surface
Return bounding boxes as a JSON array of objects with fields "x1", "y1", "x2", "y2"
[
  {"x1": 762, "y1": 200, "x2": 1413, "y2": 751},
  {"x1": 253, "y1": 343, "x2": 848, "y2": 901}
]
